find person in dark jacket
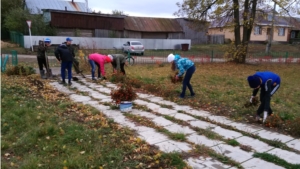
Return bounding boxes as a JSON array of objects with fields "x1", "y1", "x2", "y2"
[
  {"x1": 65, "y1": 37, "x2": 82, "y2": 74},
  {"x1": 55, "y1": 43, "x2": 74, "y2": 85},
  {"x1": 247, "y1": 71, "x2": 281, "y2": 123},
  {"x1": 37, "y1": 38, "x2": 51, "y2": 79},
  {"x1": 108, "y1": 54, "x2": 126, "y2": 75}
]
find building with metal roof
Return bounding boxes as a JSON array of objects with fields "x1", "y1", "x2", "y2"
[{"x1": 25, "y1": 0, "x2": 89, "y2": 14}]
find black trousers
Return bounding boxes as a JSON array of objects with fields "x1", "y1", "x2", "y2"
[
  {"x1": 37, "y1": 57, "x2": 48, "y2": 71},
  {"x1": 120, "y1": 63, "x2": 126, "y2": 75},
  {"x1": 257, "y1": 84, "x2": 280, "y2": 116}
]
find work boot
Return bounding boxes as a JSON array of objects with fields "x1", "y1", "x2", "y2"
[
  {"x1": 68, "y1": 80, "x2": 72, "y2": 86},
  {"x1": 59, "y1": 80, "x2": 66, "y2": 84},
  {"x1": 46, "y1": 69, "x2": 52, "y2": 78},
  {"x1": 40, "y1": 70, "x2": 47, "y2": 79}
]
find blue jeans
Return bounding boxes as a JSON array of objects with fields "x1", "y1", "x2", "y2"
[
  {"x1": 180, "y1": 65, "x2": 196, "y2": 98},
  {"x1": 61, "y1": 61, "x2": 73, "y2": 81},
  {"x1": 89, "y1": 60, "x2": 100, "y2": 78}
]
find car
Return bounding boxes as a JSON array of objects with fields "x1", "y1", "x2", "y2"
[{"x1": 122, "y1": 41, "x2": 144, "y2": 55}]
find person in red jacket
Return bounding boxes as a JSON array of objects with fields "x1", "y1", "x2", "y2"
[{"x1": 88, "y1": 53, "x2": 112, "y2": 80}]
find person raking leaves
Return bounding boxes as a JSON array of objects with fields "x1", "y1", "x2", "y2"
[{"x1": 247, "y1": 71, "x2": 281, "y2": 123}]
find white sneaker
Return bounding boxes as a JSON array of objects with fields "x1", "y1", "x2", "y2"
[{"x1": 263, "y1": 111, "x2": 268, "y2": 123}]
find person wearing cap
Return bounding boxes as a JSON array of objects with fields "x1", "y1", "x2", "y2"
[
  {"x1": 247, "y1": 71, "x2": 281, "y2": 123},
  {"x1": 65, "y1": 37, "x2": 82, "y2": 74},
  {"x1": 167, "y1": 53, "x2": 196, "y2": 98},
  {"x1": 88, "y1": 53, "x2": 112, "y2": 80},
  {"x1": 107, "y1": 54, "x2": 126, "y2": 75},
  {"x1": 37, "y1": 38, "x2": 51, "y2": 79},
  {"x1": 55, "y1": 42, "x2": 74, "y2": 85}
]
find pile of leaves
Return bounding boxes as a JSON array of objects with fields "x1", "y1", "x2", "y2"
[
  {"x1": 169, "y1": 72, "x2": 183, "y2": 84},
  {"x1": 6, "y1": 65, "x2": 36, "y2": 76},
  {"x1": 111, "y1": 82, "x2": 137, "y2": 104}
]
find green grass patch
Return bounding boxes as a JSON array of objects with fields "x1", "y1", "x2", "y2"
[
  {"x1": 253, "y1": 152, "x2": 300, "y2": 169},
  {"x1": 226, "y1": 139, "x2": 240, "y2": 146},
  {"x1": 1, "y1": 75, "x2": 189, "y2": 169}
]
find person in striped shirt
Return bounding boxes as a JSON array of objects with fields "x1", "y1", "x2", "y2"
[{"x1": 247, "y1": 71, "x2": 281, "y2": 123}]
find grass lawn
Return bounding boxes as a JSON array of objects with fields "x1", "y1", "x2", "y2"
[
  {"x1": 1, "y1": 74, "x2": 189, "y2": 169},
  {"x1": 120, "y1": 62, "x2": 300, "y2": 137}
]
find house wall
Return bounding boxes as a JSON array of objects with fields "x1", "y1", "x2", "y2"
[
  {"x1": 209, "y1": 26, "x2": 289, "y2": 42},
  {"x1": 95, "y1": 29, "x2": 123, "y2": 38},
  {"x1": 56, "y1": 28, "x2": 93, "y2": 37},
  {"x1": 176, "y1": 18, "x2": 208, "y2": 44}
]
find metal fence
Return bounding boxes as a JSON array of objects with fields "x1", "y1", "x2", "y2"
[{"x1": 10, "y1": 31, "x2": 24, "y2": 47}]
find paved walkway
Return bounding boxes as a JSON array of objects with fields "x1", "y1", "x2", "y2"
[{"x1": 49, "y1": 75, "x2": 300, "y2": 169}]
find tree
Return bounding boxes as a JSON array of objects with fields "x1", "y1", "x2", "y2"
[
  {"x1": 175, "y1": 0, "x2": 300, "y2": 63},
  {"x1": 112, "y1": 10, "x2": 126, "y2": 16}
]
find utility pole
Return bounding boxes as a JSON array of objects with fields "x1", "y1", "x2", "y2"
[{"x1": 265, "y1": 2, "x2": 276, "y2": 54}]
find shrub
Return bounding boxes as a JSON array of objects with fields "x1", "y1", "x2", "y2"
[{"x1": 6, "y1": 65, "x2": 35, "y2": 76}]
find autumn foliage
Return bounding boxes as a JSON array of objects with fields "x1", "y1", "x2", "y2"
[{"x1": 110, "y1": 81, "x2": 137, "y2": 104}]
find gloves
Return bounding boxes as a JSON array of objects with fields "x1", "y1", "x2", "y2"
[
  {"x1": 250, "y1": 96, "x2": 255, "y2": 103},
  {"x1": 175, "y1": 75, "x2": 179, "y2": 80}
]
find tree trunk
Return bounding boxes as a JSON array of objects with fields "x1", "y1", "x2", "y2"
[
  {"x1": 233, "y1": 0, "x2": 241, "y2": 48},
  {"x1": 265, "y1": 2, "x2": 276, "y2": 54}
]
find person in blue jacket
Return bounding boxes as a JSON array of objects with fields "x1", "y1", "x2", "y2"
[
  {"x1": 167, "y1": 53, "x2": 196, "y2": 98},
  {"x1": 247, "y1": 71, "x2": 281, "y2": 123}
]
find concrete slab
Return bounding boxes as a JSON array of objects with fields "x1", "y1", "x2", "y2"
[
  {"x1": 187, "y1": 109, "x2": 211, "y2": 117},
  {"x1": 286, "y1": 139, "x2": 300, "y2": 152},
  {"x1": 105, "y1": 83, "x2": 117, "y2": 88},
  {"x1": 101, "y1": 110, "x2": 123, "y2": 118},
  {"x1": 112, "y1": 117, "x2": 137, "y2": 129},
  {"x1": 146, "y1": 103, "x2": 161, "y2": 111},
  {"x1": 228, "y1": 122, "x2": 262, "y2": 133},
  {"x1": 152, "y1": 117, "x2": 174, "y2": 126},
  {"x1": 268, "y1": 148, "x2": 300, "y2": 164},
  {"x1": 236, "y1": 136, "x2": 273, "y2": 153},
  {"x1": 91, "y1": 104, "x2": 110, "y2": 111},
  {"x1": 69, "y1": 94, "x2": 91, "y2": 102},
  {"x1": 156, "y1": 107, "x2": 177, "y2": 115},
  {"x1": 84, "y1": 100, "x2": 99, "y2": 105},
  {"x1": 157, "y1": 100, "x2": 177, "y2": 106},
  {"x1": 95, "y1": 87, "x2": 111, "y2": 94},
  {"x1": 253, "y1": 130, "x2": 294, "y2": 143},
  {"x1": 212, "y1": 144, "x2": 253, "y2": 163},
  {"x1": 137, "y1": 93, "x2": 153, "y2": 99},
  {"x1": 138, "y1": 129, "x2": 169, "y2": 144},
  {"x1": 100, "y1": 98, "x2": 113, "y2": 103},
  {"x1": 208, "y1": 116, "x2": 233, "y2": 125},
  {"x1": 164, "y1": 124, "x2": 195, "y2": 135},
  {"x1": 212, "y1": 126, "x2": 243, "y2": 139},
  {"x1": 155, "y1": 140, "x2": 192, "y2": 153},
  {"x1": 186, "y1": 157, "x2": 236, "y2": 169},
  {"x1": 173, "y1": 113, "x2": 196, "y2": 121},
  {"x1": 173, "y1": 105, "x2": 193, "y2": 111},
  {"x1": 133, "y1": 99, "x2": 149, "y2": 106},
  {"x1": 130, "y1": 110, "x2": 158, "y2": 119},
  {"x1": 187, "y1": 134, "x2": 223, "y2": 147},
  {"x1": 147, "y1": 96, "x2": 164, "y2": 103},
  {"x1": 241, "y1": 158, "x2": 285, "y2": 169},
  {"x1": 49, "y1": 82, "x2": 75, "y2": 94},
  {"x1": 190, "y1": 120, "x2": 217, "y2": 129},
  {"x1": 90, "y1": 92, "x2": 110, "y2": 100}
]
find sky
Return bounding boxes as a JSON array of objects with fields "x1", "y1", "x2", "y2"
[{"x1": 75, "y1": 0, "x2": 180, "y2": 18}]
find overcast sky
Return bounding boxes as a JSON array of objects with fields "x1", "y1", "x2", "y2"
[{"x1": 76, "y1": 0, "x2": 180, "y2": 18}]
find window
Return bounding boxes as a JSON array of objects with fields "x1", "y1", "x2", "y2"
[
  {"x1": 254, "y1": 26, "x2": 262, "y2": 35},
  {"x1": 278, "y1": 27, "x2": 285, "y2": 36},
  {"x1": 291, "y1": 31, "x2": 296, "y2": 38},
  {"x1": 267, "y1": 14, "x2": 273, "y2": 21}
]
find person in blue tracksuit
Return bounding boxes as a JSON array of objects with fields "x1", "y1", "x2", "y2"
[
  {"x1": 247, "y1": 71, "x2": 281, "y2": 123},
  {"x1": 167, "y1": 53, "x2": 196, "y2": 98},
  {"x1": 55, "y1": 43, "x2": 74, "y2": 85}
]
